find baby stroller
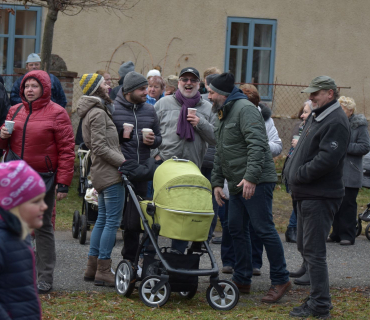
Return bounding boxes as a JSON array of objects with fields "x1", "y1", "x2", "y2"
[
  {"x1": 356, "y1": 203, "x2": 370, "y2": 241},
  {"x1": 115, "y1": 158, "x2": 239, "y2": 310}
]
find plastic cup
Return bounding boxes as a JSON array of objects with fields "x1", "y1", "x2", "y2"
[
  {"x1": 142, "y1": 128, "x2": 153, "y2": 140},
  {"x1": 5, "y1": 121, "x2": 15, "y2": 134},
  {"x1": 123, "y1": 123, "x2": 134, "y2": 139},
  {"x1": 188, "y1": 108, "x2": 197, "y2": 115},
  {"x1": 293, "y1": 135, "x2": 300, "y2": 140}
]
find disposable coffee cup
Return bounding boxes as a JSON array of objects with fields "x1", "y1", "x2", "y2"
[
  {"x1": 123, "y1": 123, "x2": 134, "y2": 139},
  {"x1": 188, "y1": 108, "x2": 197, "y2": 115},
  {"x1": 5, "y1": 121, "x2": 15, "y2": 134},
  {"x1": 293, "y1": 135, "x2": 300, "y2": 141},
  {"x1": 142, "y1": 128, "x2": 153, "y2": 140}
]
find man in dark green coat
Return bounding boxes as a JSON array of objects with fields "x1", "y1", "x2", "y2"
[{"x1": 209, "y1": 73, "x2": 291, "y2": 303}]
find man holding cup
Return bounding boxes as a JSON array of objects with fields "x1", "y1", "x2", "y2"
[
  {"x1": 151, "y1": 67, "x2": 216, "y2": 254},
  {"x1": 112, "y1": 71, "x2": 162, "y2": 262}
]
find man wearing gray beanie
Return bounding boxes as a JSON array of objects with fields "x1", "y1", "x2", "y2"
[{"x1": 109, "y1": 61, "x2": 135, "y2": 100}]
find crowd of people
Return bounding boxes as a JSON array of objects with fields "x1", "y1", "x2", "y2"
[{"x1": 0, "y1": 52, "x2": 369, "y2": 319}]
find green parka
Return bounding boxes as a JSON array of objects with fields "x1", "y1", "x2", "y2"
[{"x1": 211, "y1": 96, "x2": 277, "y2": 195}]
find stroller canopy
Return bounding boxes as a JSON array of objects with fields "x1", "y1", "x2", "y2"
[{"x1": 153, "y1": 158, "x2": 213, "y2": 213}]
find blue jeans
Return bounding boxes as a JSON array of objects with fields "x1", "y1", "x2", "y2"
[
  {"x1": 228, "y1": 183, "x2": 289, "y2": 285},
  {"x1": 219, "y1": 199, "x2": 235, "y2": 268},
  {"x1": 287, "y1": 209, "x2": 297, "y2": 228},
  {"x1": 88, "y1": 182, "x2": 125, "y2": 259},
  {"x1": 250, "y1": 224, "x2": 264, "y2": 269}
]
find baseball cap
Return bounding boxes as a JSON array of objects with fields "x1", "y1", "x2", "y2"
[
  {"x1": 179, "y1": 67, "x2": 200, "y2": 80},
  {"x1": 301, "y1": 76, "x2": 337, "y2": 93},
  {"x1": 26, "y1": 53, "x2": 41, "y2": 64}
]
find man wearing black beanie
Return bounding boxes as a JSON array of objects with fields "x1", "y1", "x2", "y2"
[{"x1": 209, "y1": 73, "x2": 291, "y2": 302}]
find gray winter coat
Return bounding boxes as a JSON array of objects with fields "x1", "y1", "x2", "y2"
[
  {"x1": 343, "y1": 113, "x2": 370, "y2": 188},
  {"x1": 152, "y1": 94, "x2": 216, "y2": 168}
]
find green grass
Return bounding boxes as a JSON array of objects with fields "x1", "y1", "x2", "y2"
[{"x1": 41, "y1": 287, "x2": 370, "y2": 319}]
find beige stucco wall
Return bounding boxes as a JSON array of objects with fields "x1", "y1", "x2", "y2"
[{"x1": 47, "y1": 0, "x2": 370, "y2": 115}]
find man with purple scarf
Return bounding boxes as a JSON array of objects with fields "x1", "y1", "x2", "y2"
[{"x1": 151, "y1": 67, "x2": 216, "y2": 253}]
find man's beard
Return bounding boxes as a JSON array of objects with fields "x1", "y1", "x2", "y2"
[
  {"x1": 130, "y1": 92, "x2": 146, "y2": 104},
  {"x1": 212, "y1": 99, "x2": 224, "y2": 113}
]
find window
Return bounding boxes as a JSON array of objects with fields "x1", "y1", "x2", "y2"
[
  {"x1": 0, "y1": 5, "x2": 42, "y2": 76},
  {"x1": 225, "y1": 17, "x2": 277, "y2": 100}
]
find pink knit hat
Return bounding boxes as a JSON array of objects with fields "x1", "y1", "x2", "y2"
[{"x1": 0, "y1": 160, "x2": 46, "y2": 210}]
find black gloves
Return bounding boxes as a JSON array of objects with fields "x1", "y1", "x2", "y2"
[
  {"x1": 119, "y1": 129, "x2": 134, "y2": 144},
  {"x1": 57, "y1": 183, "x2": 69, "y2": 193},
  {"x1": 118, "y1": 158, "x2": 158, "y2": 182}
]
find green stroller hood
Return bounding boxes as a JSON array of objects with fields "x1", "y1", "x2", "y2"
[{"x1": 153, "y1": 158, "x2": 213, "y2": 213}]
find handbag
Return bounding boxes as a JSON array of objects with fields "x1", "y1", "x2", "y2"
[{"x1": 4, "y1": 105, "x2": 57, "y2": 192}]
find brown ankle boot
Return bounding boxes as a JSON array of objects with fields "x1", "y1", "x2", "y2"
[
  {"x1": 84, "y1": 256, "x2": 98, "y2": 281},
  {"x1": 94, "y1": 259, "x2": 115, "y2": 287}
]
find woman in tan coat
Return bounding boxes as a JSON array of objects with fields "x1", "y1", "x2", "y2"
[{"x1": 77, "y1": 73, "x2": 125, "y2": 287}]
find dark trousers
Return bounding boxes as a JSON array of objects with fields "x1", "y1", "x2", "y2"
[
  {"x1": 297, "y1": 198, "x2": 342, "y2": 314},
  {"x1": 250, "y1": 225, "x2": 264, "y2": 269},
  {"x1": 330, "y1": 187, "x2": 359, "y2": 244},
  {"x1": 219, "y1": 200, "x2": 236, "y2": 267}
]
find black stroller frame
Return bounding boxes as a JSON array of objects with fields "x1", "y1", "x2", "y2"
[{"x1": 115, "y1": 174, "x2": 239, "y2": 310}]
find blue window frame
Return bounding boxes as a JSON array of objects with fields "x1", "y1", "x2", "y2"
[
  {"x1": 225, "y1": 17, "x2": 277, "y2": 100},
  {"x1": 0, "y1": 5, "x2": 42, "y2": 77}
]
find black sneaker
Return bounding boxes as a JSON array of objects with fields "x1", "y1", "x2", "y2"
[
  {"x1": 37, "y1": 281, "x2": 52, "y2": 294},
  {"x1": 289, "y1": 302, "x2": 331, "y2": 319}
]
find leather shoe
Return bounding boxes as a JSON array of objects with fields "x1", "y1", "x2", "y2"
[
  {"x1": 290, "y1": 302, "x2": 331, "y2": 319},
  {"x1": 261, "y1": 281, "x2": 291, "y2": 303},
  {"x1": 285, "y1": 227, "x2": 297, "y2": 243},
  {"x1": 294, "y1": 272, "x2": 310, "y2": 286},
  {"x1": 253, "y1": 268, "x2": 261, "y2": 276},
  {"x1": 289, "y1": 265, "x2": 306, "y2": 278},
  {"x1": 211, "y1": 236, "x2": 222, "y2": 244},
  {"x1": 221, "y1": 266, "x2": 233, "y2": 274},
  {"x1": 340, "y1": 240, "x2": 352, "y2": 246},
  {"x1": 232, "y1": 280, "x2": 251, "y2": 294}
]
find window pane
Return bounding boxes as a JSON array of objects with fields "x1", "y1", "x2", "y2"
[
  {"x1": 14, "y1": 38, "x2": 36, "y2": 68},
  {"x1": 0, "y1": 10, "x2": 9, "y2": 34},
  {"x1": 15, "y1": 10, "x2": 37, "y2": 36},
  {"x1": 0, "y1": 37, "x2": 8, "y2": 73},
  {"x1": 254, "y1": 24, "x2": 272, "y2": 48},
  {"x1": 229, "y1": 48, "x2": 247, "y2": 83},
  {"x1": 252, "y1": 50, "x2": 271, "y2": 96},
  {"x1": 230, "y1": 22, "x2": 249, "y2": 46}
]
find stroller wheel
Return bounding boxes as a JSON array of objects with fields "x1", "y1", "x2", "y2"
[
  {"x1": 139, "y1": 276, "x2": 171, "y2": 308},
  {"x1": 206, "y1": 280, "x2": 239, "y2": 311},
  {"x1": 115, "y1": 259, "x2": 136, "y2": 297},
  {"x1": 79, "y1": 215, "x2": 87, "y2": 244},
  {"x1": 72, "y1": 210, "x2": 80, "y2": 239},
  {"x1": 365, "y1": 224, "x2": 370, "y2": 241},
  {"x1": 356, "y1": 218, "x2": 362, "y2": 237},
  {"x1": 178, "y1": 285, "x2": 198, "y2": 300}
]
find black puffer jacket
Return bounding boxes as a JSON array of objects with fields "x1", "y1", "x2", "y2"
[{"x1": 113, "y1": 89, "x2": 162, "y2": 164}]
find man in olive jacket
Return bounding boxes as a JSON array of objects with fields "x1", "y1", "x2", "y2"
[{"x1": 209, "y1": 73, "x2": 290, "y2": 303}]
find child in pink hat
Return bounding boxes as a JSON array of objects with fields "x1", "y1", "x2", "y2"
[{"x1": 0, "y1": 160, "x2": 47, "y2": 320}]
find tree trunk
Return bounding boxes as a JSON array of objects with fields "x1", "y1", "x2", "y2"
[{"x1": 40, "y1": 5, "x2": 59, "y2": 73}]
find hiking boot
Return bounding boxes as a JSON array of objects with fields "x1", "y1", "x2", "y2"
[
  {"x1": 221, "y1": 266, "x2": 234, "y2": 274},
  {"x1": 37, "y1": 281, "x2": 52, "y2": 294},
  {"x1": 84, "y1": 255, "x2": 98, "y2": 281},
  {"x1": 285, "y1": 227, "x2": 297, "y2": 243},
  {"x1": 253, "y1": 268, "x2": 261, "y2": 276},
  {"x1": 94, "y1": 259, "x2": 115, "y2": 287},
  {"x1": 289, "y1": 302, "x2": 331, "y2": 318},
  {"x1": 294, "y1": 272, "x2": 310, "y2": 286},
  {"x1": 232, "y1": 280, "x2": 251, "y2": 294},
  {"x1": 261, "y1": 281, "x2": 291, "y2": 303},
  {"x1": 289, "y1": 264, "x2": 306, "y2": 278}
]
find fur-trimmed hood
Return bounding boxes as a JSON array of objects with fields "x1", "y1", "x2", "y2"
[
  {"x1": 259, "y1": 103, "x2": 272, "y2": 121},
  {"x1": 349, "y1": 113, "x2": 368, "y2": 129}
]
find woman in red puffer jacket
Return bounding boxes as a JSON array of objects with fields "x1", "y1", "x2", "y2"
[{"x1": 0, "y1": 69, "x2": 75, "y2": 294}]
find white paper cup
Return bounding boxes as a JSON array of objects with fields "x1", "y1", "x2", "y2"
[
  {"x1": 293, "y1": 135, "x2": 300, "y2": 141},
  {"x1": 123, "y1": 123, "x2": 134, "y2": 138},
  {"x1": 188, "y1": 108, "x2": 197, "y2": 115},
  {"x1": 142, "y1": 128, "x2": 153, "y2": 140},
  {"x1": 5, "y1": 121, "x2": 15, "y2": 134}
]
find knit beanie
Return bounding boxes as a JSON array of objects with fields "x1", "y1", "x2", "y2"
[
  {"x1": 209, "y1": 73, "x2": 235, "y2": 96},
  {"x1": 0, "y1": 161, "x2": 46, "y2": 210},
  {"x1": 147, "y1": 69, "x2": 161, "y2": 78},
  {"x1": 118, "y1": 61, "x2": 135, "y2": 79},
  {"x1": 123, "y1": 71, "x2": 148, "y2": 94},
  {"x1": 79, "y1": 73, "x2": 104, "y2": 96}
]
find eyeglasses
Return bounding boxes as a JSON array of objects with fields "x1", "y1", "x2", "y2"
[{"x1": 179, "y1": 78, "x2": 200, "y2": 84}]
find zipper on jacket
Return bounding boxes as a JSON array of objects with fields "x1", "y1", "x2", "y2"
[
  {"x1": 133, "y1": 104, "x2": 139, "y2": 163},
  {"x1": 167, "y1": 185, "x2": 212, "y2": 193},
  {"x1": 21, "y1": 103, "x2": 32, "y2": 159}
]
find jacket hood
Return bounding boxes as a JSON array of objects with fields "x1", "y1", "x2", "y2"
[
  {"x1": 259, "y1": 103, "x2": 272, "y2": 121},
  {"x1": 0, "y1": 207, "x2": 22, "y2": 237},
  {"x1": 224, "y1": 86, "x2": 249, "y2": 105},
  {"x1": 20, "y1": 70, "x2": 51, "y2": 110},
  {"x1": 349, "y1": 113, "x2": 368, "y2": 129},
  {"x1": 77, "y1": 95, "x2": 107, "y2": 118},
  {"x1": 114, "y1": 87, "x2": 147, "y2": 110}
]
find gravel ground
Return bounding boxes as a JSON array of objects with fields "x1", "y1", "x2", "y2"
[{"x1": 53, "y1": 230, "x2": 370, "y2": 294}]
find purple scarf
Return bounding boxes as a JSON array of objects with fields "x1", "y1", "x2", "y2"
[{"x1": 175, "y1": 90, "x2": 201, "y2": 141}]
